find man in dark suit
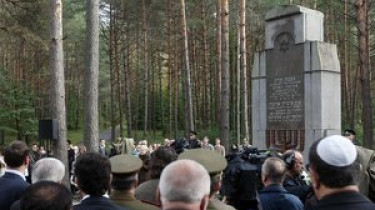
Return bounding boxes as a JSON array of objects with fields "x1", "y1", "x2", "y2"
[
  {"x1": 73, "y1": 152, "x2": 126, "y2": 210},
  {"x1": 309, "y1": 135, "x2": 375, "y2": 210},
  {"x1": 259, "y1": 157, "x2": 304, "y2": 210},
  {"x1": 0, "y1": 140, "x2": 30, "y2": 210}
]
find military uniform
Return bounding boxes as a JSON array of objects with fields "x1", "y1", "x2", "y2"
[
  {"x1": 179, "y1": 149, "x2": 229, "y2": 210},
  {"x1": 135, "y1": 179, "x2": 160, "y2": 206},
  {"x1": 109, "y1": 155, "x2": 159, "y2": 210},
  {"x1": 110, "y1": 190, "x2": 159, "y2": 210},
  {"x1": 207, "y1": 198, "x2": 236, "y2": 210},
  {"x1": 356, "y1": 145, "x2": 375, "y2": 202}
]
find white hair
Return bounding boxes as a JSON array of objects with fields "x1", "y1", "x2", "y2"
[
  {"x1": 32, "y1": 158, "x2": 65, "y2": 183},
  {"x1": 159, "y1": 159, "x2": 210, "y2": 204}
]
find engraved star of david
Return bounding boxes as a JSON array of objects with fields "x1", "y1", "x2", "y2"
[{"x1": 280, "y1": 39, "x2": 290, "y2": 52}]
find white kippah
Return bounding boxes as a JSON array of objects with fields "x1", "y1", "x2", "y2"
[{"x1": 317, "y1": 135, "x2": 357, "y2": 167}]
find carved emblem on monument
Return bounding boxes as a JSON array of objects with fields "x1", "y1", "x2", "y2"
[
  {"x1": 275, "y1": 32, "x2": 294, "y2": 53},
  {"x1": 265, "y1": 31, "x2": 305, "y2": 152}
]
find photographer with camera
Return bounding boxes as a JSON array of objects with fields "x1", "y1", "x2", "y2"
[
  {"x1": 221, "y1": 146, "x2": 267, "y2": 210},
  {"x1": 283, "y1": 150, "x2": 312, "y2": 204}
]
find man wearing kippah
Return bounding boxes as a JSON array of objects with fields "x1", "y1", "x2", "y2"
[{"x1": 308, "y1": 135, "x2": 375, "y2": 210}]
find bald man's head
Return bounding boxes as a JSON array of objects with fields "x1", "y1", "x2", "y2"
[
  {"x1": 262, "y1": 157, "x2": 286, "y2": 185},
  {"x1": 159, "y1": 159, "x2": 210, "y2": 205}
]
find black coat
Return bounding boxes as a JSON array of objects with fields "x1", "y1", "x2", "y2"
[
  {"x1": 73, "y1": 196, "x2": 127, "y2": 210},
  {"x1": 0, "y1": 172, "x2": 29, "y2": 210},
  {"x1": 313, "y1": 191, "x2": 375, "y2": 210},
  {"x1": 283, "y1": 174, "x2": 312, "y2": 203}
]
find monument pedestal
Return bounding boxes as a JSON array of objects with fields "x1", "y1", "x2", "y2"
[{"x1": 252, "y1": 5, "x2": 341, "y2": 158}]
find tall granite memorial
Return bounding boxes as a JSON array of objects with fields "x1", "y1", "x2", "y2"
[{"x1": 252, "y1": 5, "x2": 341, "y2": 157}]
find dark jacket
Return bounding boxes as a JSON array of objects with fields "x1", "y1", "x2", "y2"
[
  {"x1": 259, "y1": 184, "x2": 304, "y2": 210},
  {"x1": 185, "y1": 139, "x2": 201, "y2": 150},
  {"x1": 313, "y1": 191, "x2": 375, "y2": 210},
  {"x1": 0, "y1": 172, "x2": 29, "y2": 210},
  {"x1": 73, "y1": 196, "x2": 127, "y2": 210},
  {"x1": 283, "y1": 174, "x2": 312, "y2": 203}
]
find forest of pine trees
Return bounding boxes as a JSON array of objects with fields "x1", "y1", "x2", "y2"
[{"x1": 0, "y1": 0, "x2": 374, "y2": 149}]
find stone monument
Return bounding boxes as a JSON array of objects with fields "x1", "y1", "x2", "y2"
[{"x1": 252, "y1": 5, "x2": 341, "y2": 157}]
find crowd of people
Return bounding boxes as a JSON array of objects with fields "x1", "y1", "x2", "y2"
[{"x1": 0, "y1": 130, "x2": 375, "y2": 210}]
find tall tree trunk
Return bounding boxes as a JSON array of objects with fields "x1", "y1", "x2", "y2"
[
  {"x1": 180, "y1": 0, "x2": 194, "y2": 138},
  {"x1": 216, "y1": 0, "x2": 222, "y2": 128},
  {"x1": 109, "y1": 4, "x2": 116, "y2": 141},
  {"x1": 168, "y1": 0, "x2": 173, "y2": 138},
  {"x1": 236, "y1": 19, "x2": 241, "y2": 145},
  {"x1": 114, "y1": 14, "x2": 123, "y2": 138},
  {"x1": 125, "y1": 26, "x2": 132, "y2": 137},
  {"x1": 220, "y1": 0, "x2": 230, "y2": 150},
  {"x1": 355, "y1": 0, "x2": 372, "y2": 148},
  {"x1": 240, "y1": 0, "x2": 250, "y2": 143},
  {"x1": 84, "y1": 0, "x2": 100, "y2": 150},
  {"x1": 49, "y1": 0, "x2": 69, "y2": 187},
  {"x1": 201, "y1": 0, "x2": 210, "y2": 129},
  {"x1": 174, "y1": 30, "x2": 180, "y2": 139},
  {"x1": 343, "y1": 0, "x2": 351, "y2": 127},
  {"x1": 142, "y1": 0, "x2": 150, "y2": 136}
]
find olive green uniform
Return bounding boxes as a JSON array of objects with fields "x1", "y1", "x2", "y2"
[
  {"x1": 207, "y1": 198, "x2": 236, "y2": 210},
  {"x1": 110, "y1": 190, "x2": 159, "y2": 210},
  {"x1": 356, "y1": 146, "x2": 375, "y2": 202},
  {"x1": 135, "y1": 179, "x2": 160, "y2": 205}
]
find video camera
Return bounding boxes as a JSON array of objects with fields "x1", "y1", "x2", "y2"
[{"x1": 222, "y1": 146, "x2": 281, "y2": 209}]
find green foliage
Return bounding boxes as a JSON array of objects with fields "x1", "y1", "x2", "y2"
[
  {"x1": 0, "y1": 68, "x2": 38, "y2": 140},
  {"x1": 67, "y1": 129, "x2": 84, "y2": 145}
]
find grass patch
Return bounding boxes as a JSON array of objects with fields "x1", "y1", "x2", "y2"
[{"x1": 67, "y1": 129, "x2": 84, "y2": 145}]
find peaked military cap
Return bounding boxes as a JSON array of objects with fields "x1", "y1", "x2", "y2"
[
  {"x1": 110, "y1": 154, "x2": 142, "y2": 174},
  {"x1": 178, "y1": 149, "x2": 227, "y2": 174}
]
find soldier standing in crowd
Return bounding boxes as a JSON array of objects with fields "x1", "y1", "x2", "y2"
[
  {"x1": 179, "y1": 149, "x2": 236, "y2": 210},
  {"x1": 341, "y1": 130, "x2": 375, "y2": 202},
  {"x1": 109, "y1": 154, "x2": 159, "y2": 210},
  {"x1": 186, "y1": 130, "x2": 201, "y2": 149},
  {"x1": 135, "y1": 146, "x2": 177, "y2": 206}
]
